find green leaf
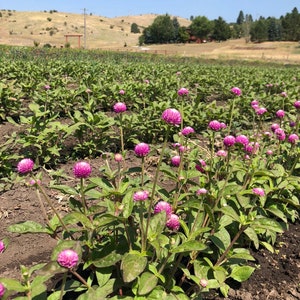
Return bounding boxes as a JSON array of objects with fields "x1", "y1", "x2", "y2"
[
  {"x1": 209, "y1": 227, "x2": 231, "y2": 252},
  {"x1": 122, "y1": 190, "x2": 134, "y2": 218},
  {"x1": 148, "y1": 212, "x2": 167, "y2": 239},
  {"x1": 0, "y1": 278, "x2": 26, "y2": 293},
  {"x1": 244, "y1": 227, "x2": 259, "y2": 249},
  {"x1": 91, "y1": 251, "x2": 122, "y2": 268},
  {"x1": 220, "y1": 206, "x2": 240, "y2": 222},
  {"x1": 47, "y1": 291, "x2": 64, "y2": 300},
  {"x1": 138, "y1": 272, "x2": 158, "y2": 295},
  {"x1": 251, "y1": 217, "x2": 284, "y2": 233},
  {"x1": 260, "y1": 241, "x2": 274, "y2": 253},
  {"x1": 8, "y1": 221, "x2": 51, "y2": 234},
  {"x1": 63, "y1": 211, "x2": 93, "y2": 229},
  {"x1": 121, "y1": 253, "x2": 147, "y2": 283},
  {"x1": 50, "y1": 184, "x2": 78, "y2": 195},
  {"x1": 170, "y1": 240, "x2": 206, "y2": 253},
  {"x1": 230, "y1": 266, "x2": 255, "y2": 282}
]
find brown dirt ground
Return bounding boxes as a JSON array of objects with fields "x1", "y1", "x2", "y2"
[{"x1": 0, "y1": 120, "x2": 299, "y2": 299}]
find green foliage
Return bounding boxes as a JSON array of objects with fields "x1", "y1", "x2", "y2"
[{"x1": 0, "y1": 45, "x2": 299, "y2": 299}]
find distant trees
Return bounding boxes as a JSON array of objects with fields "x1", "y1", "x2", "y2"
[
  {"x1": 138, "y1": 7, "x2": 300, "y2": 45},
  {"x1": 131, "y1": 23, "x2": 140, "y2": 33}
]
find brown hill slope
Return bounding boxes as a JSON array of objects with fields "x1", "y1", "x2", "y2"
[{"x1": 0, "y1": 9, "x2": 191, "y2": 48}]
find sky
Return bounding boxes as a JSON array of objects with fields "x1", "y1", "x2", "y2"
[{"x1": 2, "y1": 0, "x2": 299, "y2": 23}]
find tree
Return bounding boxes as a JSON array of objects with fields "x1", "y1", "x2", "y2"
[
  {"x1": 267, "y1": 17, "x2": 282, "y2": 41},
  {"x1": 141, "y1": 14, "x2": 175, "y2": 44},
  {"x1": 177, "y1": 26, "x2": 190, "y2": 43},
  {"x1": 281, "y1": 7, "x2": 300, "y2": 41},
  {"x1": 236, "y1": 10, "x2": 245, "y2": 25},
  {"x1": 172, "y1": 17, "x2": 180, "y2": 42},
  {"x1": 250, "y1": 19, "x2": 268, "y2": 42},
  {"x1": 189, "y1": 16, "x2": 212, "y2": 40},
  {"x1": 131, "y1": 23, "x2": 140, "y2": 33},
  {"x1": 211, "y1": 17, "x2": 231, "y2": 41}
]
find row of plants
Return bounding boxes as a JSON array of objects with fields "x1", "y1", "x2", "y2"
[{"x1": 0, "y1": 46, "x2": 299, "y2": 299}]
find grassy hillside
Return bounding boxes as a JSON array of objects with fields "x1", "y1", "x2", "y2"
[{"x1": 0, "y1": 9, "x2": 191, "y2": 48}]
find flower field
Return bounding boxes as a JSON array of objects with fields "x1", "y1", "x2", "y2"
[{"x1": 0, "y1": 45, "x2": 299, "y2": 299}]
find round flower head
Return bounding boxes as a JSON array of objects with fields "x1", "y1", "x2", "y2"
[
  {"x1": 154, "y1": 201, "x2": 172, "y2": 216},
  {"x1": 73, "y1": 161, "x2": 92, "y2": 178},
  {"x1": 177, "y1": 87, "x2": 189, "y2": 96},
  {"x1": 231, "y1": 87, "x2": 241, "y2": 96},
  {"x1": 220, "y1": 122, "x2": 227, "y2": 129},
  {"x1": 44, "y1": 84, "x2": 50, "y2": 90},
  {"x1": 244, "y1": 142, "x2": 259, "y2": 154},
  {"x1": 223, "y1": 135, "x2": 236, "y2": 147},
  {"x1": 293, "y1": 100, "x2": 300, "y2": 109},
  {"x1": 119, "y1": 89, "x2": 125, "y2": 95},
  {"x1": 114, "y1": 153, "x2": 123, "y2": 162},
  {"x1": 271, "y1": 123, "x2": 280, "y2": 132},
  {"x1": 166, "y1": 214, "x2": 180, "y2": 231},
  {"x1": 134, "y1": 142, "x2": 150, "y2": 157},
  {"x1": 276, "y1": 109, "x2": 285, "y2": 118},
  {"x1": 251, "y1": 100, "x2": 259, "y2": 108},
  {"x1": 57, "y1": 249, "x2": 79, "y2": 269},
  {"x1": 200, "y1": 278, "x2": 208, "y2": 288},
  {"x1": 181, "y1": 126, "x2": 195, "y2": 136},
  {"x1": 280, "y1": 91, "x2": 287, "y2": 97},
  {"x1": 289, "y1": 121, "x2": 296, "y2": 127},
  {"x1": 195, "y1": 159, "x2": 206, "y2": 173},
  {"x1": 274, "y1": 128, "x2": 286, "y2": 141},
  {"x1": 0, "y1": 283, "x2": 5, "y2": 297},
  {"x1": 28, "y1": 179, "x2": 41, "y2": 186},
  {"x1": 0, "y1": 240, "x2": 5, "y2": 253},
  {"x1": 196, "y1": 188, "x2": 207, "y2": 195},
  {"x1": 113, "y1": 102, "x2": 127, "y2": 113},
  {"x1": 17, "y1": 158, "x2": 34, "y2": 174},
  {"x1": 266, "y1": 149, "x2": 273, "y2": 156},
  {"x1": 133, "y1": 190, "x2": 149, "y2": 201},
  {"x1": 171, "y1": 155, "x2": 181, "y2": 167},
  {"x1": 216, "y1": 150, "x2": 227, "y2": 157},
  {"x1": 235, "y1": 135, "x2": 249, "y2": 146},
  {"x1": 256, "y1": 107, "x2": 267, "y2": 115},
  {"x1": 252, "y1": 187, "x2": 265, "y2": 197},
  {"x1": 162, "y1": 108, "x2": 182, "y2": 125},
  {"x1": 288, "y1": 133, "x2": 299, "y2": 144},
  {"x1": 208, "y1": 120, "x2": 222, "y2": 131}
]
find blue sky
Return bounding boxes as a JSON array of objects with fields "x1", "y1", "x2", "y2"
[{"x1": 3, "y1": 1, "x2": 299, "y2": 22}]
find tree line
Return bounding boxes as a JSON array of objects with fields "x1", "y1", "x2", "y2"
[{"x1": 136, "y1": 7, "x2": 300, "y2": 44}]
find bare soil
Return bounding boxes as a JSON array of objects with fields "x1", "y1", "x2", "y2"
[{"x1": 0, "y1": 119, "x2": 299, "y2": 299}]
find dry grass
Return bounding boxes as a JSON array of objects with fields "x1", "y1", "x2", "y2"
[{"x1": 1, "y1": 9, "x2": 300, "y2": 64}]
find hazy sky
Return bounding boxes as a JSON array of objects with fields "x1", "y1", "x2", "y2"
[{"x1": 3, "y1": 0, "x2": 299, "y2": 22}]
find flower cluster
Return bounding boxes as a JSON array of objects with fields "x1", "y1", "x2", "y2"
[
  {"x1": 17, "y1": 158, "x2": 34, "y2": 174},
  {"x1": 57, "y1": 249, "x2": 79, "y2": 269},
  {"x1": 231, "y1": 87, "x2": 242, "y2": 96},
  {"x1": 177, "y1": 87, "x2": 189, "y2": 96},
  {"x1": 133, "y1": 190, "x2": 149, "y2": 201},
  {"x1": 113, "y1": 102, "x2": 127, "y2": 113},
  {"x1": 73, "y1": 161, "x2": 92, "y2": 178},
  {"x1": 161, "y1": 108, "x2": 181, "y2": 125},
  {"x1": 134, "y1": 142, "x2": 150, "y2": 157}
]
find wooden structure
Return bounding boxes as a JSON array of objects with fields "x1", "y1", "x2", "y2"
[{"x1": 64, "y1": 34, "x2": 83, "y2": 48}]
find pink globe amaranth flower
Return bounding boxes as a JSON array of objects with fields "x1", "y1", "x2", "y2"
[
  {"x1": 231, "y1": 87, "x2": 241, "y2": 96},
  {"x1": 293, "y1": 100, "x2": 300, "y2": 109},
  {"x1": 200, "y1": 278, "x2": 208, "y2": 288},
  {"x1": 256, "y1": 107, "x2": 267, "y2": 115},
  {"x1": 251, "y1": 100, "x2": 259, "y2": 107},
  {"x1": 252, "y1": 187, "x2": 265, "y2": 197},
  {"x1": 280, "y1": 91, "x2": 287, "y2": 97},
  {"x1": 220, "y1": 122, "x2": 227, "y2": 129},
  {"x1": 57, "y1": 249, "x2": 79, "y2": 269},
  {"x1": 288, "y1": 133, "x2": 299, "y2": 144},
  {"x1": 179, "y1": 145, "x2": 187, "y2": 153},
  {"x1": 44, "y1": 84, "x2": 50, "y2": 90},
  {"x1": 223, "y1": 135, "x2": 236, "y2": 147},
  {"x1": 208, "y1": 120, "x2": 222, "y2": 131},
  {"x1": 289, "y1": 121, "x2": 296, "y2": 127},
  {"x1": 181, "y1": 126, "x2": 195, "y2": 136},
  {"x1": 244, "y1": 142, "x2": 259, "y2": 154},
  {"x1": 85, "y1": 88, "x2": 92, "y2": 94},
  {"x1": 166, "y1": 214, "x2": 180, "y2": 231},
  {"x1": 133, "y1": 190, "x2": 149, "y2": 201},
  {"x1": 162, "y1": 108, "x2": 182, "y2": 126},
  {"x1": 17, "y1": 158, "x2": 34, "y2": 174},
  {"x1": 113, "y1": 102, "x2": 127, "y2": 113},
  {"x1": 196, "y1": 188, "x2": 207, "y2": 195},
  {"x1": 195, "y1": 159, "x2": 206, "y2": 173},
  {"x1": 28, "y1": 179, "x2": 41, "y2": 186},
  {"x1": 171, "y1": 155, "x2": 181, "y2": 167},
  {"x1": 216, "y1": 150, "x2": 227, "y2": 157},
  {"x1": 276, "y1": 109, "x2": 285, "y2": 118},
  {"x1": 176, "y1": 71, "x2": 181, "y2": 76},
  {"x1": 119, "y1": 89, "x2": 125, "y2": 95},
  {"x1": 264, "y1": 131, "x2": 271, "y2": 137},
  {"x1": 177, "y1": 87, "x2": 189, "y2": 96},
  {"x1": 154, "y1": 201, "x2": 172, "y2": 216},
  {"x1": 172, "y1": 142, "x2": 181, "y2": 148},
  {"x1": 144, "y1": 79, "x2": 149, "y2": 84},
  {"x1": 274, "y1": 128, "x2": 286, "y2": 141},
  {"x1": 73, "y1": 161, "x2": 92, "y2": 178},
  {"x1": 0, "y1": 240, "x2": 5, "y2": 253},
  {"x1": 0, "y1": 282, "x2": 5, "y2": 297},
  {"x1": 271, "y1": 123, "x2": 280, "y2": 132},
  {"x1": 266, "y1": 149, "x2": 273, "y2": 156},
  {"x1": 134, "y1": 142, "x2": 150, "y2": 157},
  {"x1": 235, "y1": 134, "x2": 249, "y2": 146},
  {"x1": 114, "y1": 153, "x2": 123, "y2": 162}
]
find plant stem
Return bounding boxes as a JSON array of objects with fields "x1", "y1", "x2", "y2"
[
  {"x1": 214, "y1": 224, "x2": 247, "y2": 266},
  {"x1": 144, "y1": 127, "x2": 170, "y2": 252},
  {"x1": 69, "y1": 269, "x2": 91, "y2": 289},
  {"x1": 59, "y1": 272, "x2": 67, "y2": 300}
]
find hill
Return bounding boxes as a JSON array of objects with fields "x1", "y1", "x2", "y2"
[{"x1": 0, "y1": 9, "x2": 191, "y2": 48}]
